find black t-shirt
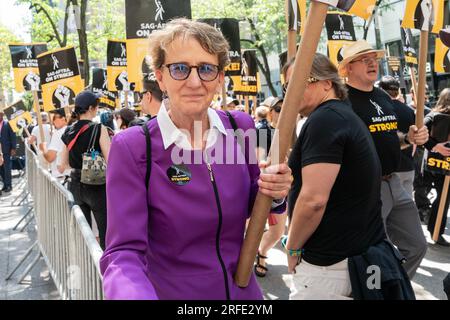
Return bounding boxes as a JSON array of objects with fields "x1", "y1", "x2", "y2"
[
  {"x1": 347, "y1": 85, "x2": 401, "y2": 176},
  {"x1": 61, "y1": 120, "x2": 102, "y2": 170},
  {"x1": 288, "y1": 100, "x2": 385, "y2": 266},
  {"x1": 391, "y1": 100, "x2": 415, "y2": 172},
  {"x1": 256, "y1": 119, "x2": 274, "y2": 156}
]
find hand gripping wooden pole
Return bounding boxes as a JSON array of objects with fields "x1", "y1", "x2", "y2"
[
  {"x1": 415, "y1": 30, "x2": 429, "y2": 128},
  {"x1": 433, "y1": 175, "x2": 450, "y2": 242},
  {"x1": 32, "y1": 90, "x2": 45, "y2": 144},
  {"x1": 234, "y1": 0, "x2": 329, "y2": 288}
]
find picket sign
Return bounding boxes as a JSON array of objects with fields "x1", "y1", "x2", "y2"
[
  {"x1": 234, "y1": 0, "x2": 330, "y2": 288},
  {"x1": 433, "y1": 32, "x2": 450, "y2": 242}
]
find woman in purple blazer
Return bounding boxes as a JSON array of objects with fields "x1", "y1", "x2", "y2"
[{"x1": 100, "y1": 19, "x2": 292, "y2": 300}]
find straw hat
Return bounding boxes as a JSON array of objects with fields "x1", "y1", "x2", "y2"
[
  {"x1": 440, "y1": 28, "x2": 450, "y2": 47},
  {"x1": 338, "y1": 40, "x2": 385, "y2": 77}
]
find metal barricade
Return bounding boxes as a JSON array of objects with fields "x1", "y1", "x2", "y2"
[{"x1": 25, "y1": 144, "x2": 104, "y2": 300}]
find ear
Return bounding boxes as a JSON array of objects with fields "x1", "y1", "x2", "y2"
[
  {"x1": 155, "y1": 69, "x2": 166, "y2": 91},
  {"x1": 323, "y1": 80, "x2": 333, "y2": 91}
]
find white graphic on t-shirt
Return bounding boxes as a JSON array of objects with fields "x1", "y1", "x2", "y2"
[{"x1": 370, "y1": 99, "x2": 384, "y2": 116}]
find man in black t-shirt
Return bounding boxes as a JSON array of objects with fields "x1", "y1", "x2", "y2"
[
  {"x1": 377, "y1": 76, "x2": 416, "y2": 197},
  {"x1": 338, "y1": 40, "x2": 429, "y2": 279}
]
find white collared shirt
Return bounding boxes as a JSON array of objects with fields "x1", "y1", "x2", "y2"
[{"x1": 157, "y1": 101, "x2": 227, "y2": 150}]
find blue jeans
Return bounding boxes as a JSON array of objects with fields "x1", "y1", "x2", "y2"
[{"x1": 0, "y1": 154, "x2": 12, "y2": 188}]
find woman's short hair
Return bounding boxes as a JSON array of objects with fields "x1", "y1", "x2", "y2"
[
  {"x1": 434, "y1": 88, "x2": 450, "y2": 114},
  {"x1": 147, "y1": 18, "x2": 230, "y2": 71},
  {"x1": 281, "y1": 54, "x2": 347, "y2": 101},
  {"x1": 115, "y1": 108, "x2": 137, "y2": 129}
]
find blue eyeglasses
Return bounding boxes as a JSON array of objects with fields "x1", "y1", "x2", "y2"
[{"x1": 164, "y1": 63, "x2": 220, "y2": 82}]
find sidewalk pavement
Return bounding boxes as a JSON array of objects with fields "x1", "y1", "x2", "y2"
[
  {"x1": 257, "y1": 214, "x2": 450, "y2": 300},
  {"x1": 0, "y1": 172, "x2": 60, "y2": 300}
]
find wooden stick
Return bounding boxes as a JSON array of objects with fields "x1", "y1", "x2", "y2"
[
  {"x1": 286, "y1": 0, "x2": 298, "y2": 60},
  {"x1": 64, "y1": 106, "x2": 71, "y2": 120},
  {"x1": 287, "y1": 31, "x2": 297, "y2": 60},
  {"x1": 252, "y1": 96, "x2": 257, "y2": 115},
  {"x1": 32, "y1": 90, "x2": 45, "y2": 144},
  {"x1": 221, "y1": 84, "x2": 227, "y2": 109},
  {"x1": 432, "y1": 175, "x2": 450, "y2": 241},
  {"x1": 244, "y1": 96, "x2": 249, "y2": 114},
  {"x1": 234, "y1": 0, "x2": 329, "y2": 287},
  {"x1": 123, "y1": 90, "x2": 129, "y2": 109},
  {"x1": 415, "y1": 30, "x2": 428, "y2": 128},
  {"x1": 409, "y1": 66, "x2": 418, "y2": 107}
]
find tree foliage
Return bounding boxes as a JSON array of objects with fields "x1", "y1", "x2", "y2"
[
  {"x1": 14, "y1": 0, "x2": 125, "y2": 85},
  {"x1": 0, "y1": 24, "x2": 19, "y2": 95},
  {"x1": 193, "y1": 0, "x2": 289, "y2": 95}
]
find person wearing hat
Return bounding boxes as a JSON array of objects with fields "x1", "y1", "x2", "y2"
[
  {"x1": 60, "y1": 90, "x2": 111, "y2": 249},
  {"x1": 0, "y1": 109, "x2": 16, "y2": 194},
  {"x1": 138, "y1": 73, "x2": 163, "y2": 120},
  {"x1": 38, "y1": 108, "x2": 70, "y2": 180},
  {"x1": 225, "y1": 97, "x2": 239, "y2": 110},
  {"x1": 339, "y1": 39, "x2": 429, "y2": 279}
]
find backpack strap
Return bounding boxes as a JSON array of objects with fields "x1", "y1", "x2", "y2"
[
  {"x1": 226, "y1": 111, "x2": 246, "y2": 163},
  {"x1": 142, "y1": 122, "x2": 152, "y2": 192},
  {"x1": 68, "y1": 124, "x2": 90, "y2": 151}
]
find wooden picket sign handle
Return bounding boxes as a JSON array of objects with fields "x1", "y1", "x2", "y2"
[
  {"x1": 287, "y1": 31, "x2": 297, "y2": 61},
  {"x1": 409, "y1": 66, "x2": 418, "y2": 107},
  {"x1": 123, "y1": 90, "x2": 129, "y2": 109},
  {"x1": 32, "y1": 90, "x2": 45, "y2": 144},
  {"x1": 286, "y1": 0, "x2": 298, "y2": 60},
  {"x1": 244, "y1": 96, "x2": 249, "y2": 114},
  {"x1": 220, "y1": 84, "x2": 227, "y2": 109},
  {"x1": 415, "y1": 30, "x2": 428, "y2": 128},
  {"x1": 433, "y1": 175, "x2": 450, "y2": 242},
  {"x1": 234, "y1": 0, "x2": 329, "y2": 288}
]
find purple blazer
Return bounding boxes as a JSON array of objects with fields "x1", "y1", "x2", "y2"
[{"x1": 100, "y1": 110, "x2": 278, "y2": 300}]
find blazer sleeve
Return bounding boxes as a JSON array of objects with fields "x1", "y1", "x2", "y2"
[
  {"x1": 8, "y1": 123, "x2": 17, "y2": 152},
  {"x1": 99, "y1": 131, "x2": 159, "y2": 300}
]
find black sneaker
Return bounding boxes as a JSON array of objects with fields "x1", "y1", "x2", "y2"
[
  {"x1": 2, "y1": 187, "x2": 11, "y2": 194},
  {"x1": 436, "y1": 236, "x2": 450, "y2": 247}
]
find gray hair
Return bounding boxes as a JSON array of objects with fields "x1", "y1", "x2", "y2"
[
  {"x1": 310, "y1": 53, "x2": 348, "y2": 101},
  {"x1": 147, "y1": 18, "x2": 230, "y2": 71}
]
